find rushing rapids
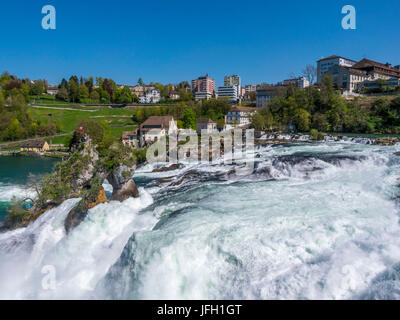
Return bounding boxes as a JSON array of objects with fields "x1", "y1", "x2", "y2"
[{"x1": 1, "y1": 141, "x2": 400, "y2": 299}]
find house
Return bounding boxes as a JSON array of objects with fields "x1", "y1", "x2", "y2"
[
  {"x1": 197, "y1": 119, "x2": 217, "y2": 134},
  {"x1": 226, "y1": 106, "x2": 257, "y2": 127},
  {"x1": 139, "y1": 89, "x2": 161, "y2": 104},
  {"x1": 47, "y1": 87, "x2": 59, "y2": 96},
  {"x1": 122, "y1": 130, "x2": 139, "y2": 148},
  {"x1": 20, "y1": 140, "x2": 50, "y2": 153},
  {"x1": 138, "y1": 116, "x2": 177, "y2": 146},
  {"x1": 169, "y1": 91, "x2": 180, "y2": 100}
]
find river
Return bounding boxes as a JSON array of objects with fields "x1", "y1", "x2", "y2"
[
  {"x1": 1, "y1": 142, "x2": 400, "y2": 299},
  {"x1": 0, "y1": 156, "x2": 59, "y2": 221}
]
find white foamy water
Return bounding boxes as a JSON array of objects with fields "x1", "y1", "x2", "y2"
[
  {"x1": 0, "y1": 183, "x2": 36, "y2": 202},
  {"x1": 1, "y1": 142, "x2": 400, "y2": 300}
]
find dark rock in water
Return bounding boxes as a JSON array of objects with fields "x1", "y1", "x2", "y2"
[
  {"x1": 111, "y1": 179, "x2": 139, "y2": 201},
  {"x1": 157, "y1": 176, "x2": 175, "y2": 184},
  {"x1": 107, "y1": 165, "x2": 139, "y2": 201},
  {"x1": 152, "y1": 163, "x2": 184, "y2": 173}
]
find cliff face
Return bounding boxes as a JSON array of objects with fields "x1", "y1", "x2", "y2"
[
  {"x1": 62, "y1": 141, "x2": 140, "y2": 233},
  {"x1": 2, "y1": 138, "x2": 140, "y2": 233}
]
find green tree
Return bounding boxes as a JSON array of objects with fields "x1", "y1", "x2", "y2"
[
  {"x1": 78, "y1": 84, "x2": 89, "y2": 102},
  {"x1": 251, "y1": 113, "x2": 265, "y2": 130},
  {"x1": 182, "y1": 108, "x2": 197, "y2": 129}
]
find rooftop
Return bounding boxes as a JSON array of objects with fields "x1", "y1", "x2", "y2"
[
  {"x1": 140, "y1": 116, "x2": 175, "y2": 131},
  {"x1": 21, "y1": 140, "x2": 47, "y2": 148}
]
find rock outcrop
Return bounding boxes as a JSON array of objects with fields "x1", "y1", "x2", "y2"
[{"x1": 107, "y1": 165, "x2": 139, "y2": 201}]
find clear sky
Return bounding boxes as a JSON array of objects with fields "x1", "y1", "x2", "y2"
[{"x1": 0, "y1": 0, "x2": 399, "y2": 87}]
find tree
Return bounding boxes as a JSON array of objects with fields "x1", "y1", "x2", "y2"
[
  {"x1": 182, "y1": 108, "x2": 197, "y2": 129},
  {"x1": 302, "y1": 64, "x2": 317, "y2": 85},
  {"x1": 56, "y1": 87, "x2": 69, "y2": 101},
  {"x1": 138, "y1": 78, "x2": 145, "y2": 87},
  {"x1": 78, "y1": 84, "x2": 89, "y2": 102},
  {"x1": 68, "y1": 77, "x2": 79, "y2": 102},
  {"x1": 90, "y1": 90, "x2": 100, "y2": 102},
  {"x1": 293, "y1": 108, "x2": 310, "y2": 131},
  {"x1": 251, "y1": 113, "x2": 265, "y2": 130}
]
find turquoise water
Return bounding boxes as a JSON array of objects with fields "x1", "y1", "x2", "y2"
[{"x1": 0, "y1": 156, "x2": 59, "y2": 221}]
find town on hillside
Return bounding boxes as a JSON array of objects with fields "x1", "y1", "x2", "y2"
[{"x1": 1, "y1": 55, "x2": 400, "y2": 155}]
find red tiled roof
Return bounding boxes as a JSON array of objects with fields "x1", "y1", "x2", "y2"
[{"x1": 140, "y1": 116, "x2": 174, "y2": 132}]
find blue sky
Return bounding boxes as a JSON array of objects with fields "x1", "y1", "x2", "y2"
[{"x1": 0, "y1": 0, "x2": 399, "y2": 86}]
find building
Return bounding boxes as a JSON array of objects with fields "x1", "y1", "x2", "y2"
[
  {"x1": 359, "y1": 77, "x2": 400, "y2": 91},
  {"x1": 351, "y1": 59, "x2": 400, "y2": 80},
  {"x1": 319, "y1": 56, "x2": 400, "y2": 93},
  {"x1": 169, "y1": 91, "x2": 180, "y2": 100},
  {"x1": 196, "y1": 119, "x2": 217, "y2": 134},
  {"x1": 122, "y1": 130, "x2": 139, "y2": 148},
  {"x1": 138, "y1": 116, "x2": 178, "y2": 146},
  {"x1": 326, "y1": 65, "x2": 370, "y2": 93},
  {"x1": 245, "y1": 85, "x2": 257, "y2": 93},
  {"x1": 278, "y1": 77, "x2": 310, "y2": 88},
  {"x1": 256, "y1": 85, "x2": 284, "y2": 108},
  {"x1": 47, "y1": 87, "x2": 59, "y2": 96},
  {"x1": 224, "y1": 75, "x2": 241, "y2": 87},
  {"x1": 139, "y1": 89, "x2": 161, "y2": 104},
  {"x1": 217, "y1": 85, "x2": 240, "y2": 102},
  {"x1": 192, "y1": 75, "x2": 215, "y2": 100},
  {"x1": 20, "y1": 140, "x2": 50, "y2": 153},
  {"x1": 226, "y1": 106, "x2": 257, "y2": 127},
  {"x1": 317, "y1": 55, "x2": 357, "y2": 83}
]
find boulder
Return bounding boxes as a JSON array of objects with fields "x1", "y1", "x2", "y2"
[{"x1": 107, "y1": 165, "x2": 139, "y2": 201}]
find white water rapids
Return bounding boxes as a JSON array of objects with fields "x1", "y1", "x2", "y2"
[{"x1": 1, "y1": 142, "x2": 400, "y2": 299}]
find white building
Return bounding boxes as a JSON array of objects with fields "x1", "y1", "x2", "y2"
[
  {"x1": 217, "y1": 85, "x2": 240, "y2": 102},
  {"x1": 139, "y1": 89, "x2": 161, "y2": 104},
  {"x1": 226, "y1": 106, "x2": 257, "y2": 127},
  {"x1": 245, "y1": 85, "x2": 257, "y2": 93},
  {"x1": 278, "y1": 77, "x2": 310, "y2": 88},
  {"x1": 317, "y1": 55, "x2": 356, "y2": 83},
  {"x1": 138, "y1": 116, "x2": 177, "y2": 146}
]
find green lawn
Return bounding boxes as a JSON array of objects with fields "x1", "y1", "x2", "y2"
[{"x1": 27, "y1": 106, "x2": 137, "y2": 133}]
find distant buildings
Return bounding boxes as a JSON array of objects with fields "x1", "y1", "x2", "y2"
[
  {"x1": 192, "y1": 75, "x2": 215, "y2": 100},
  {"x1": 47, "y1": 87, "x2": 59, "y2": 96},
  {"x1": 217, "y1": 85, "x2": 240, "y2": 102},
  {"x1": 197, "y1": 119, "x2": 217, "y2": 134},
  {"x1": 317, "y1": 55, "x2": 400, "y2": 93},
  {"x1": 317, "y1": 55, "x2": 357, "y2": 84},
  {"x1": 278, "y1": 77, "x2": 310, "y2": 88},
  {"x1": 20, "y1": 140, "x2": 50, "y2": 153},
  {"x1": 139, "y1": 88, "x2": 161, "y2": 104},
  {"x1": 245, "y1": 85, "x2": 257, "y2": 93},
  {"x1": 217, "y1": 75, "x2": 242, "y2": 102},
  {"x1": 256, "y1": 85, "x2": 284, "y2": 108},
  {"x1": 169, "y1": 91, "x2": 180, "y2": 100},
  {"x1": 226, "y1": 106, "x2": 257, "y2": 127}
]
